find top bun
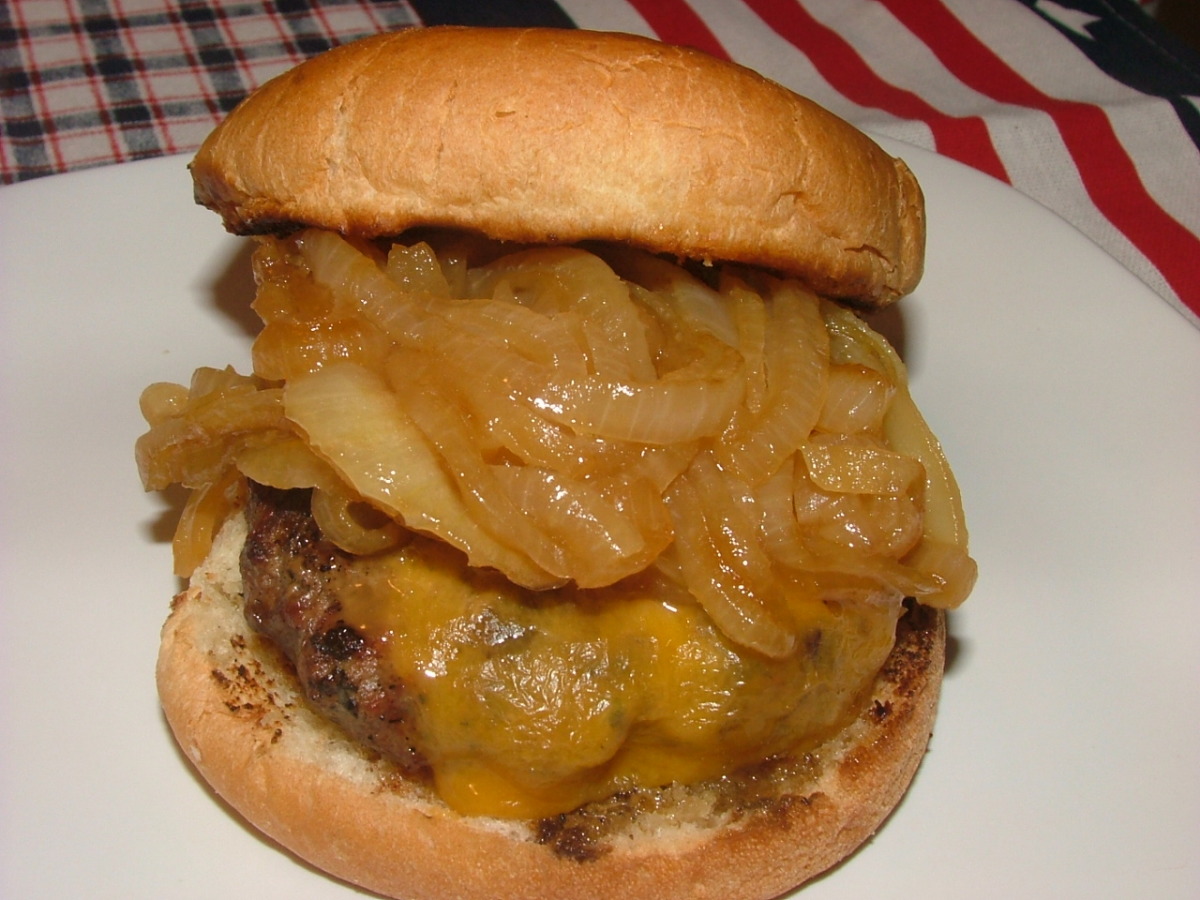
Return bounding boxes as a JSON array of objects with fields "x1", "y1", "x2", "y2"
[{"x1": 191, "y1": 27, "x2": 924, "y2": 306}]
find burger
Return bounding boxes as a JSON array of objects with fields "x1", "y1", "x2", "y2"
[{"x1": 137, "y1": 26, "x2": 976, "y2": 900}]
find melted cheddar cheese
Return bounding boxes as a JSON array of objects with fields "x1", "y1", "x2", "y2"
[{"x1": 337, "y1": 534, "x2": 900, "y2": 819}]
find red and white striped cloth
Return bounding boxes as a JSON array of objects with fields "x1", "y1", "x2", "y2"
[
  {"x1": 567, "y1": 0, "x2": 1200, "y2": 325},
  {"x1": 2, "y1": 0, "x2": 1198, "y2": 324}
]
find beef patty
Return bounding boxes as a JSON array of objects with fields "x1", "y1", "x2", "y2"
[{"x1": 240, "y1": 482, "x2": 430, "y2": 776}]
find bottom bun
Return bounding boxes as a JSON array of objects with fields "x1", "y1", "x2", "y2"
[{"x1": 157, "y1": 512, "x2": 946, "y2": 900}]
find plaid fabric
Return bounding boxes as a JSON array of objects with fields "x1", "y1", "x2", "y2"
[{"x1": 0, "y1": 0, "x2": 418, "y2": 181}]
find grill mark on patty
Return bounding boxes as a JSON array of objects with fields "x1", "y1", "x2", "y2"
[{"x1": 240, "y1": 482, "x2": 429, "y2": 777}]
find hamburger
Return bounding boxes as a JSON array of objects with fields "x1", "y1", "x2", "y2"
[{"x1": 137, "y1": 26, "x2": 977, "y2": 900}]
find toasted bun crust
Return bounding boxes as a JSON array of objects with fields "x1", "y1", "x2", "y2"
[
  {"x1": 158, "y1": 513, "x2": 945, "y2": 900},
  {"x1": 190, "y1": 27, "x2": 924, "y2": 307}
]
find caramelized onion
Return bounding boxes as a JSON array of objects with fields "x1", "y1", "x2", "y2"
[
  {"x1": 800, "y1": 436, "x2": 925, "y2": 496},
  {"x1": 667, "y1": 457, "x2": 794, "y2": 659},
  {"x1": 596, "y1": 245, "x2": 739, "y2": 347},
  {"x1": 297, "y1": 230, "x2": 425, "y2": 339},
  {"x1": 385, "y1": 240, "x2": 453, "y2": 296},
  {"x1": 171, "y1": 465, "x2": 245, "y2": 577},
  {"x1": 437, "y1": 300, "x2": 589, "y2": 377},
  {"x1": 473, "y1": 247, "x2": 657, "y2": 381},
  {"x1": 138, "y1": 381, "x2": 189, "y2": 426},
  {"x1": 234, "y1": 435, "x2": 336, "y2": 491},
  {"x1": 310, "y1": 483, "x2": 406, "y2": 556},
  {"x1": 727, "y1": 284, "x2": 769, "y2": 413},
  {"x1": 902, "y1": 537, "x2": 979, "y2": 609},
  {"x1": 715, "y1": 277, "x2": 829, "y2": 485},
  {"x1": 135, "y1": 369, "x2": 284, "y2": 491},
  {"x1": 252, "y1": 316, "x2": 390, "y2": 382},
  {"x1": 284, "y1": 361, "x2": 559, "y2": 589},
  {"x1": 492, "y1": 466, "x2": 670, "y2": 588},
  {"x1": 529, "y1": 351, "x2": 744, "y2": 444},
  {"x1": 817, "y1": 364, "x2": 892, "y2": 434},
  {"x1": 138, "y1": 231, "x2": 976, "y2": 654},
  {"x1": 822, "y1": 302, "x2": 973, "y2": 604},
  {"x1": 792, "y1": 468, "x2": 923, "y2": 559},
  {"x1": 383, "y1": 348, "x2": 573, "y2": 581}
]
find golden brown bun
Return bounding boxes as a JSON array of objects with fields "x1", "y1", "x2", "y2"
[
  {"x1": 190, "y1": 27, "x2": 924, "y2": 307},
  {"x1": 158, "y1": 513, "x2": 946, "y2": 900}
]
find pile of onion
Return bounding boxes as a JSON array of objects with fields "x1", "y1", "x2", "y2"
[{"x1": 137, "y1": 231, "x2": 975, "y2": 658}]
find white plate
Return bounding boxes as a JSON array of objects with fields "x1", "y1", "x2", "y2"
[{"x1": 1, "y1": 144, "x2": 1197, "y2": 899}]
